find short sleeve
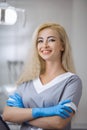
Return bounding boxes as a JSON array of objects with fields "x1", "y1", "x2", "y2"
[
  {"x1": 60, "y1": 75, "x2": 82, "y2": 110},
  {"x1": 15, "y1": 82, "x2": 28, "y2": 97}
]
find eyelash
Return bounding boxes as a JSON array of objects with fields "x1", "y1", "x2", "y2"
[
  {"x1": 37, "y1": 40, "x2": 43, "y2": 43},
  {"x1": 48, "y1": 39, "x2": 55, "y2": 42},
  {"x1": 37, "y1": 39, "x2": 55, "y2": 43}
]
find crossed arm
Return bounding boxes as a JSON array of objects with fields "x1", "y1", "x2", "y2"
[
  {"x1": 3, "y1": 106, "x2": 74, "y2": 130},
  {"x1": 3, "y1": 93, "x2": 74, "y2": 129},
  {"x1": 29, "y1": 114, "x2": 74, "y2": 129}
]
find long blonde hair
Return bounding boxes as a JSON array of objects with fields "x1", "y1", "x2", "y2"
[{"x1": 17, "y1": 22, "x2": 75, "y2": 85}]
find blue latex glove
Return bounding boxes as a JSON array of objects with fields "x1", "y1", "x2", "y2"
[
  {"x1": 7, "y1": 93, "x2": 24, "y2": 108},
  {"x1": 32, "y1": 99, "x2": 73, "y2": 119}
]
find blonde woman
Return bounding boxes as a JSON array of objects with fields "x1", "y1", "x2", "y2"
[{"x1": 3, "y1": 23, "x2": 82, "y2": 130}]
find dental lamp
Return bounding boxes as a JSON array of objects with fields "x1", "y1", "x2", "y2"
[{"x1": 0, "y1": 0, "x2": 25, "y2": 25}]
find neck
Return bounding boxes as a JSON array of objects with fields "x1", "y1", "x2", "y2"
[
  {"x1": 44, "y1": 61, "x2": 65, "y2": 76},
  {"x1": 40, "y1": 61, "x2": 66, "y2": 85}
]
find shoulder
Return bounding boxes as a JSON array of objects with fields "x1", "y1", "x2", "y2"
[
  {"x1": 61, "y1": 73, "x2": 82, "y2": 107},
  {"x1": 15, "y1": 80, "x2": 33, "y2": 95},
  {"x1": 67, "y1": 72, "x2": 82, "y2": 86},
  {"x1": 65, "y1": 72, "x2": 83, "y2": 97},
  {"x1": 18, "y1": 80, "x2": 33, "y2": 89}
]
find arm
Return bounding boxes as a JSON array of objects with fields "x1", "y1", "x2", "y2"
[
  {"x1": 29, "y1": 102, "x2": 76, "y2": 129},
  {"x1": 3, "y1": 106, "x2": 33, "y2": 123},
  {"x1": 3, "y1": 106, "x2": 74, "y2": 129},
  {"x1": 29, "y1": 113, "x2": 74, "y2": 129},
  {"x1": 3, "y1": 93, "x2": 34, "y2": 123},
  {"x1": 3, "y1": 93, "x2": 72, "y2": 124}
]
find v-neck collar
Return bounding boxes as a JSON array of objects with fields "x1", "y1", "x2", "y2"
[{"x1": 33, "y1": 72, "x2": 74, "y2": 94}]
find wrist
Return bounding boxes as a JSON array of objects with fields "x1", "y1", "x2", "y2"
[
  {"x1": 32, "y1": 108, "x2": 41, "y2": 118},
  {"x1": 32, "y1": 107, "x2": 54, "y2": 118}
]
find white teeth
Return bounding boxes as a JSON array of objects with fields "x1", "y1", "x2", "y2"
[
  {"x1": 43, "y1": 50, "x2": 49, "y2": 52},
  {"x1": 42, "y1": 50, "x2": 51, "y2": 54}
]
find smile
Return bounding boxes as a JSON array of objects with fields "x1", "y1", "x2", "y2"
[{"x1": 41, "y1": 50, "x2": 52, "y2": 54}]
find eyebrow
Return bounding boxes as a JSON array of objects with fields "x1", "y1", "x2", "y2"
[{"x1": 37, "y1": 36, "x2": 57, "y2": 40}]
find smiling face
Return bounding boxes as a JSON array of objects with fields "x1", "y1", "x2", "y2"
[{"x1": 37, "y1": 28, "x2": 64, "y2": 62}]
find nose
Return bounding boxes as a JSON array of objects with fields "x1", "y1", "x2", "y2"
[{"x1": 43, "y1": 40, "x2": 48, "y2": 47}]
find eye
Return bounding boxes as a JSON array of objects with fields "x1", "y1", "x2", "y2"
[
  {"x1": 37, "y1": 39, "x2": 43, "y2": 44},
  {"x1": 48, "y1": 38, "x2": 56, "y2": 42}
]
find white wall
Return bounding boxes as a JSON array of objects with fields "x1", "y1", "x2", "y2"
[
  {"x1": 0, "y1": 0, "x2": 87, "y2": 128},
  {"x1": 71, "y1": 0, "x2": 87, "y2": 129}
]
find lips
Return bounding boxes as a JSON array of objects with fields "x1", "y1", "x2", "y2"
[{"x1": 41, "y1": 50, "x2": 52, "y2": 54}]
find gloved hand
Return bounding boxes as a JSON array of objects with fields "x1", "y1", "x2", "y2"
[
  {"x1": 32, "y1": 99, "x2": 73, "y2": 119},
  {"x1": 7, "y1": 93, "x2": 24, "y2": 108}
]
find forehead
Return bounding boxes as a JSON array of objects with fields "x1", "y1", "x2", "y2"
[{"x1": 38, "y1": 28, "x2": 59, "y2": 38}]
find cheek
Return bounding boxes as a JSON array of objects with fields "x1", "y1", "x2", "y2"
[
  {"x1": 37, "y1": 45, "x2": 41, "y2": 55},
  {"x1": 54, "y1": 45, "x2": 60, "y2": 52},
  {"x1": 37, "y1": 45, "x2": 40, "y2": 51},
  {"x1": 37, "y1": 43, "x2": 41, "y2": 49},
  {"x1": 55, "y1": 44, "x2": 64, "y2": 52},
  {"x1": 53, "y1": 46, "x2": 63, "y2": 56}
]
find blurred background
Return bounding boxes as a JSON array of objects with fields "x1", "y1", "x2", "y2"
[{"x1": 0, "y1": 0, "x2": 87, "y2": 129}]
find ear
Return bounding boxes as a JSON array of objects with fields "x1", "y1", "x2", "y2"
[{"x1": 61, "y1": 47, "x2": 64, "y2": 52}]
